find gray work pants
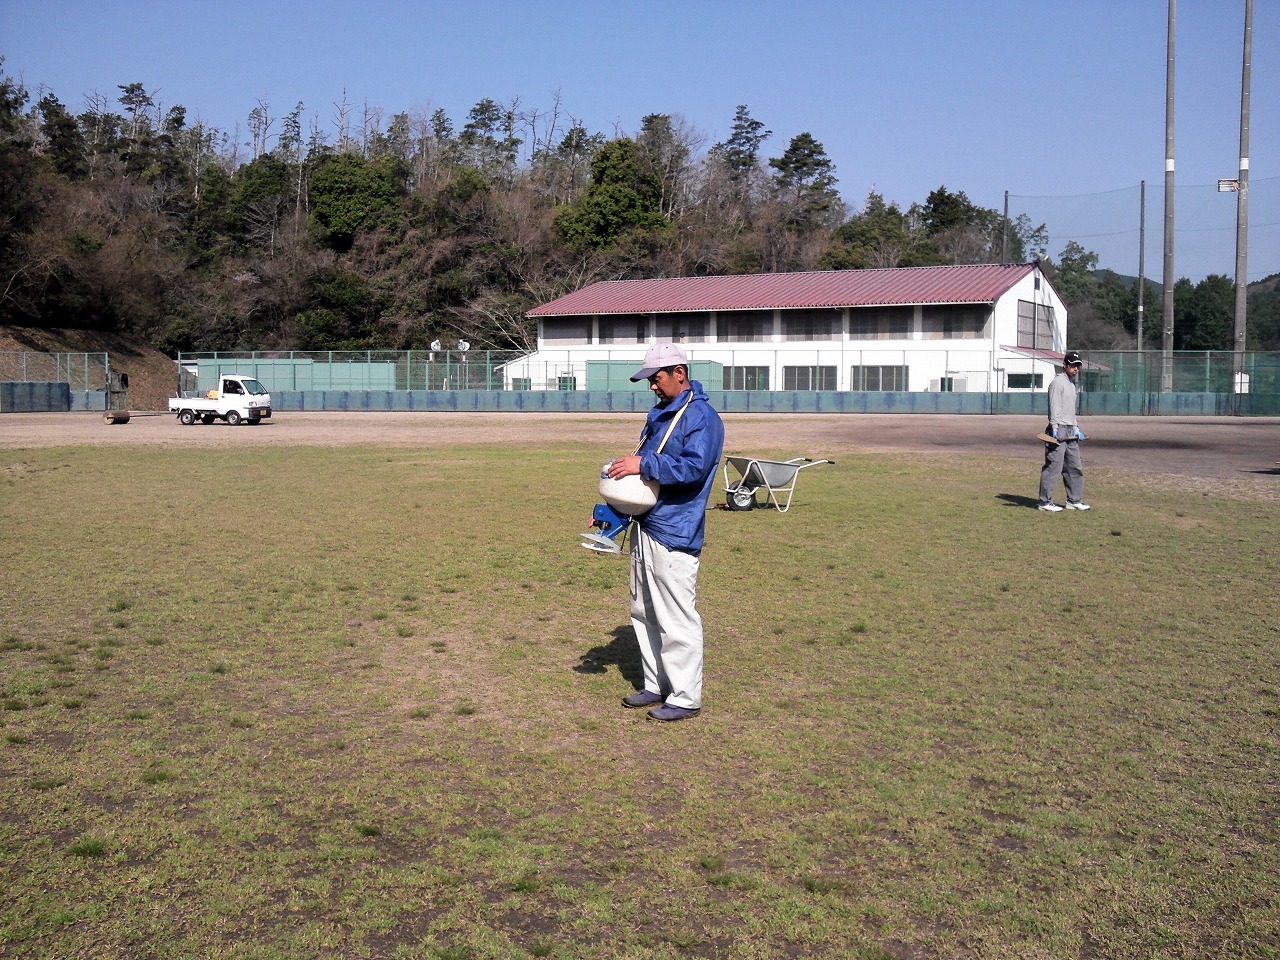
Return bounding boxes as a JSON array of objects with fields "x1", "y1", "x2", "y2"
[{"x1": 1038, "y1": 438, "x2": 1085, "y2": 504}]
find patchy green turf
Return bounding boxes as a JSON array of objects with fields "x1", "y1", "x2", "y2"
[{"x1": 0, "y1": 442, "x2": 1277, "y2": 959}]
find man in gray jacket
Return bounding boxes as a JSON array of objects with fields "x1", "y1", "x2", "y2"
[{"x1": 1037, "y1": 351, "x2": 1090, "y2": 512}]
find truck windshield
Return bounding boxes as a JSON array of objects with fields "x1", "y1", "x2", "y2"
[{"x1": 242, "y1": 379, "x2": 268, "y2": 395}]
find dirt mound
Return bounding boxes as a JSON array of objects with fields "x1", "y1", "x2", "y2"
[{"x1": 0, "y1": 325, "x2": 176, "y2": 411}]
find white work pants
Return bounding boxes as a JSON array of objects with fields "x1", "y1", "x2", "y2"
[{"x1": 629, "y1": 528, "x2": 703, "y2": 709}]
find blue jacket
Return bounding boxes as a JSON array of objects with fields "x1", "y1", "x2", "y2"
[{"x1": 635, "y1": 380, "x2": 724, "y2": 555}]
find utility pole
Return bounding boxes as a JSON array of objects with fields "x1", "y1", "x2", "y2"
[
  {"x1": 1161, "y1": 0, "x2": 1176, "y2": 392},
  {"x1": 1232, "y1": 0, "x2": 1253, "y2": 394},
  {"x1": 1001, "y1": 191, "x2": 1009, "y2": 263},
  {"x1": 1137, "y1": 180, "x2": 1146, "y2": 352}
]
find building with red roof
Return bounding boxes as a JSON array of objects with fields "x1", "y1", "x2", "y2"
[{"x1": 511, "y1": 262, "x2": 1069, "y2": 393}]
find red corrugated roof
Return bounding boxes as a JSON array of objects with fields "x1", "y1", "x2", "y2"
[
  {"x1": 1001, "y1": 345, "x2": 1107, "y2": 371},
  {"x1": 1000, "y1": 344, "x2": 1066, "y2": 362},
  {"x1": 527, "y1": 263, "x2": 1036, "y2": 316}
]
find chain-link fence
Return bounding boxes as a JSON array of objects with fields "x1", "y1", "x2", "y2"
[
  {"x1": 179, "y1": 350, "x2": 521, "y2": 392},
  {"x1": 178, "y1": 348, "x2": 1280, "y2": 398},
  {"x1": 1079, "y1": 351, "x2": 1280, "y2": 394},
  {"x1": 0, "y1": 352, "x2": 111, "y2": 411},
  {"x1": 0, "y1": 352, "x2": 109, "y2": 390}
]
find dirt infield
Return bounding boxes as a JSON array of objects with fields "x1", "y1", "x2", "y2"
[{"x1": 3, "y1": 410, "x2": 1278, "y2": 501}]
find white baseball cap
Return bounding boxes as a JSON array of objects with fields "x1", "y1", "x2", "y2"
[{"x1": 630, "y1": 342, "x2": 689, "y2": 382}]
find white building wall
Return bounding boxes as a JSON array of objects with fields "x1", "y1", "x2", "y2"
[{"x1": 516, "y1": 268, "x2": 1068, "y2": 393}]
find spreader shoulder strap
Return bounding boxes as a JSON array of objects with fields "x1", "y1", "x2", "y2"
[{"x1": 633, "y1": 390, "x2": 695, "y2": 456}]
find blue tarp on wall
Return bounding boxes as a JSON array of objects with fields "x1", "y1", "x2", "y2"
[{"x1": 0, "y1": 382, "x2": 72, "y2": 412}]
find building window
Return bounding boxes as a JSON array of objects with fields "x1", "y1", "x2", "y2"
[
  {"x1": 849, "y1": 306, "x2": 912, "y2": 340},
  {"x1": 719, "y1": 310, "x2": 771, "y2": 343},
  {"x1": 724, "y1": 366, "x2": 770, "y2": 390},
  {"x1": 598, "y1": 314, "x2": 647, "y2": 344},
  {"x1": 1017, "y1": 300, "x2": 1055, "y2": 349},
  {"x1": 850, "y1": 365, "x2": 909, "y2": 391},
  {"x1": 556, "y1": 375, "x2": 577, "y2": 391},
  {"x1": 1006, "y1": 373, "x2": 1043, "y2": 390},
  {"x1": 782, "y1": 309, "x2": 838, "y2": 341},
  {"x1": 511, "y1": 377, "x2": 531, "y2": 391},
  {"x1": 922, "y1": 305, "x2": 988, "y2": 340},
  {"x1": 541, "y1": 316, "x2": 590, "y2": 345},
  {"x1": 656, "y1": 312, "x2": 709, "y2": 343},
  {"x1": 783, "y1": 366, "x2": 837, "y2": 390}
]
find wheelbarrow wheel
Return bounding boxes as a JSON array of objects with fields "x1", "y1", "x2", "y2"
[{"x1": 728, "y1": 486, "x2": 757, "y2": 511}]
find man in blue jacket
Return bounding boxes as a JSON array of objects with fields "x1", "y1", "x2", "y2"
[{"x1": 604, "y1": 343, "x2": 724, "y2": 721}]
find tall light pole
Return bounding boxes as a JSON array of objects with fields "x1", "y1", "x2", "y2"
[
  {"x1": 1137, "y1": 180, "x2": 1146, "y2": 351},
  {"x1": 1161, "y1": 0, "x2": 1176, "y2": 392},
  {"x1": 1232, "y1": 0, "x2": 1253, "y2": 393}
]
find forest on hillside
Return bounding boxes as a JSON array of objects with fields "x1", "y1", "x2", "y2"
[{"x1": 2, "y1": 61, "x2": 1278, "y2": 356}]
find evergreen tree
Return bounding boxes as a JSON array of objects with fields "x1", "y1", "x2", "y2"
[
  {"x1": 710, "y1": 104, "x2": 770, "y2": 183},
  {"x1": 637, "y1": 113, "x2": 695, "y2": 219},
  {"x1": 768, "y1": 132, "x2": 843, "y2": 229},
  {"x1": 36, "y1": 94, "x2": 89, "y2": 179},
  {"x1": 460, "y1": 98, "x2": 520, "y2": 182},
  {"x1": 821, "y1": 190, "x2": 920, "y2": 269},
  {"x1": 1247, "y1": 286, "x2": 1280, "y2": 351},
  {"x1": 227, "y1": 154, "x2": 291, "y2": 249},
  {"x1": 309, "y1": 152, "x2": 404, "y2": 251},
  {"x1": 1176, "y1": 275, "x2": 1234, "y2": 351},
  {"x1": 0, "y1": 63, "x2": 43, "y2": 323},
  {"x1": 553, "y1": 138, "x2": 670, "y2": 250}
]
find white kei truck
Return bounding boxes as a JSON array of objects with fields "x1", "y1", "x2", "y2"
[{"x1": 169, "y1": 374, "x2": 272, "y2": 426}]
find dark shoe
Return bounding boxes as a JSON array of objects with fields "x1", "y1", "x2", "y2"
[
  {"x1": 622, "y1": 689, "x2": 664, "y2": 709},
  {"x1": 646, "y1": 703, "x2": 700, "y2": 722}
]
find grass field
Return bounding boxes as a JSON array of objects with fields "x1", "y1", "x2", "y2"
[{"x1": 1, "y1": 439, "x2": 1277, "y2": 959}]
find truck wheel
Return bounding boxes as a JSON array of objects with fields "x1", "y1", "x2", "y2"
[
  {"x1": 225, "y1": 410, "x2": 242, "y2": 426},
  {"x1": 201, "y1": 414, "x2": 215, "y2": 424},
  {"x1": 178, "y1": 409, "x2": 196, "y2": 425}
]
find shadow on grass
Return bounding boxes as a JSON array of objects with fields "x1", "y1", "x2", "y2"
[
  {"x1": 996, "y1": 493, "x2": 1041, "y2": 509},
  {"x1": 574, "y1": 625, "x2": 643, "y2": 688}
]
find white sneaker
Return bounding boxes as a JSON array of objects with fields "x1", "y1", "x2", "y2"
[
  {"x1": 1038, "y1": 502, "x2": 1064, "y2": 512},
  {"x1": 1065, "y1": 501, "x2": 1091, "y2": 510}
]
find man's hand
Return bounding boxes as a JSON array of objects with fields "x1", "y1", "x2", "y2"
[
  {"x1": 1073, "y1": 427, "x2": 1087, "y2": 440},
  {"x1": 606, "y1": 455, "x2": 642, "y2": 480}
]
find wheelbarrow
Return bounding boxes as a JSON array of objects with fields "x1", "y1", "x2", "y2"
[{"x1": 721, "y1": 456, "x2": 834, "y2": 512}]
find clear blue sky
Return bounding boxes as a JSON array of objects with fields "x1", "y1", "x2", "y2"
[{"x1": 3, "y1": 0, "x2": 1276, "y2": 281}]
